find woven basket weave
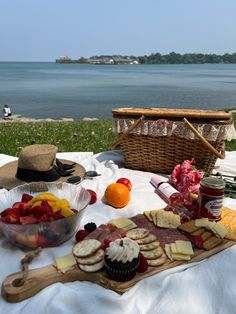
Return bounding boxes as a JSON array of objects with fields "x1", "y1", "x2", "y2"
[{"x1": 112, "y1": 108, "x2": 234, "y2": 175}]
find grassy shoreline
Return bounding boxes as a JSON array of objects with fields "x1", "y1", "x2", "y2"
[{"x1": 1, "y1": 115, "x2": 236, "y2": 156}]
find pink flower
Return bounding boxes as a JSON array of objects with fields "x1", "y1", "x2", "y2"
[
  {"x1": 153, "y1": 119, "x2": 171, "y2": 126},
  {"x1": 169, "y1": 159, "x2": 204, "y2": 206},
  {"x1": 170, "y1": 164, "x2": 181, "y2": 186}
]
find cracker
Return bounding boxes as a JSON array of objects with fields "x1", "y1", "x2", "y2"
[
  {"x1": 136, "y1": 234, "x2": 157, "y2": 245},
  {"x1": 141, "y1": 247, "x2": 163, "y2": 260},
  {"x1": 76, "y1": 249, "x2": 104, "y2": 265},
  {"x1": 146, "y1": 254, "x2": 167, "y2": 267},
  {"x1": 152, "y1": 209, "x2": 181, "y2": 229},
  {"x1": 73, "y1": 239, "x2": 102, "y2": 258},
  {"x1": 139, "y1": 240, "x2": 160, "y2": 251},
  {"x1": 144, "y1": 210, "x2": 153, "y2": 222},
  {"x1": 151, "y1": 210, "x2": 159, "y2": 225},
  {"x1": 178, "y1": 220, "x2": 199, "y2": 234},
  {"x1": 190, "y1": 228, "x2": 206, "y2": 236},
  {"x1": 79, "y1": 260, "x2": 104, "y2": 272},
  {"x1": 203, "y1": 236, "x2": 223, "y2": 250},
  {"x1": 127, "y1": 228, "x2": 149, "y2": 240},
  {"x1": 201, "y1": 231, "x2": 213, "y2": 241}
]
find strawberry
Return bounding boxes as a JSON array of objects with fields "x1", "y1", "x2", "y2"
[
  {"x1": 137, "y1": 253, "x2": 148, "y2": 273},
  {"x1": 33, "y1": 201, "x2": 54, "y2": 221},
  {"x1": 1, "y1": 208, "x2": 20, "y2": 224},
  {"x1": 19, "y1": 215, "x2": 38, "y2": 225},
  {"x1": 21, "y1": 193, "x2": 33, "y2": 203},
  {"x1": 119, "y1": 232, "x2": 126, "y2": 238},
  {"x1": 75, "y1": 229, "x2": 89, "y2": 242},
  {"x1": 103, "y1": 239, "x2": 111, "y2": 250}
]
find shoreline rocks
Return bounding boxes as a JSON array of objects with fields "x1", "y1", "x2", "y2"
[{"x1": 0, "y1": 115, "x2": 80, "y2": 123}]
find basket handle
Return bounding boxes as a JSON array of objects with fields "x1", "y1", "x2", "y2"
[
  {"x1": 112, "y1": 115, "x2": 145, "y2": 149},
  {"x1": 183, "y1": 118, "x2": 225, "y2": 159}
]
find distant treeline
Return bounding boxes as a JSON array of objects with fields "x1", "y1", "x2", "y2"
[
  {"x1": 76, "y1": 52, "x2": 236, "y2": 64},
  {"x1": 138, "y1": 52, "x2": 236, "y2": 64}
]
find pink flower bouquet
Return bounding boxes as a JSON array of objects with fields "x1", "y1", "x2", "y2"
[{"x1": 170, "y1": 159, "x2": 204, "y2": 206}]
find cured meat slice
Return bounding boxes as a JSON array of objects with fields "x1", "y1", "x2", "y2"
[
  {"x1": 85, "y1": 227, "x2": 104, "y2": 240},
  {"x1": 131, "y1": 214, "x2": 189, "y2": 248},
  {"x1": 85, "y1": 224, "x2": 125, "y2": 243}
]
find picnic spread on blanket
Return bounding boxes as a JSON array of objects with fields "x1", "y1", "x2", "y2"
[{"x1": 1, "y1": 108, "x2": 236, "y2": 314}]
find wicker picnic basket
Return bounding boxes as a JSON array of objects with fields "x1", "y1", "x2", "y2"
[{"x1": 112, "y1": 108, "x2": 236, "y2": 175}]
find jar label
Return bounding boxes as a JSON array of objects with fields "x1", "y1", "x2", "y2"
[
  {"x1": 205, "y1": 198, "x2": 223, "y2": 216},
  {"x1": 199, "y1": 192, "x2": 223, "y2": 220}
]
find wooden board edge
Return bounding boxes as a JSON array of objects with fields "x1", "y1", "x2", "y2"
[{"x1": 110, "y1": 240, "x2": 235, "y2": 294}]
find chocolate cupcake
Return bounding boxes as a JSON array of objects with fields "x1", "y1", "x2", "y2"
[{"x1": 104, "y1": 237, "x2": 140, "y2": 282}]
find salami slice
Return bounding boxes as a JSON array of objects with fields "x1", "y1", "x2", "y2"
[{"x1": 131, "y1": 214, "x2": 189, "y2": 248}]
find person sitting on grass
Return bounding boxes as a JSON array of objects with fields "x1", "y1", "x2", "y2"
[{"x1": 2, "y1": 104, "x2": 12, "y2": 120}]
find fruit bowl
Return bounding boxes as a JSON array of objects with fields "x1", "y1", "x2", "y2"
[{"x1": 0, "y1": 182, "x2": 91, "y2": 249}]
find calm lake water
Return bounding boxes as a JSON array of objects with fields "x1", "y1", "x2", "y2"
[{"x1": 0, "y1": 62, "x2": 236, "y2": 119}]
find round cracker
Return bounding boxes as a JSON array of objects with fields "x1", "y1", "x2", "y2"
[
  {"x1": 127, "y1": 228, "x2": 149, "y2": 240},
  {"x1": 139, "y1": 240, "x2": 160, "y2": 251},
  {"x1": 146, "y1": 254, "x2": 167, "y2": 267},
  {"x1": 141, "y1": 247, "x2": 163, "y2": 260},
  {"x1": 79, "y1": 260, "x2": 104, "y2": 273},
  {"x1": 76, "y1": 248, "x2": 104, "y2": 265},
  {"x1": 73, "y1": 239, "x2": 102, "y2": 258},
  {"x1": 136, "y1": 234, "x2": 157, "y2": 245}
]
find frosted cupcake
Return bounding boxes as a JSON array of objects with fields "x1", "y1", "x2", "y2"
[{"x1": 104, "y1": 237, "x2": 140, "y2": 282}]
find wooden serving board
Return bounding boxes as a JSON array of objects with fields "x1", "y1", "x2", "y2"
[{"x1": 2, "y1": 240, "x2": 235, "y2": 303}]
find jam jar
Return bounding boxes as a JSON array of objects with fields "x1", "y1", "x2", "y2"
[{"x1": 198, "y1": 177, "x2": 225, "y2": 221}]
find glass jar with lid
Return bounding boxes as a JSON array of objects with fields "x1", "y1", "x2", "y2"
[{"x1": 198, "y1": 177, "x2": 225, "y2": 221}]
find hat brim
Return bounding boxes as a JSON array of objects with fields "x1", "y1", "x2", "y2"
[{"x1": 0, "y1": 159, "x2": 86, "y2": 190}]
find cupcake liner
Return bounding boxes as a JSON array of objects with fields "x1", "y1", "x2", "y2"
[{"x1": 104, "y1": 255, "x2": 140, "y2": 282}]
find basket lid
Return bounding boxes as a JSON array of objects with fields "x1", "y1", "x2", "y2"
[{"x1": 112, "y1": 107, "x2": 232, "y2": 121}]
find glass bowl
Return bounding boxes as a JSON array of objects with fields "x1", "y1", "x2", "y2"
[{"x1": 0, "y1": 182, "x2": 91, "y2": 249}]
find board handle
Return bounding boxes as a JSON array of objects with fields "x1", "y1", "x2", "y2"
[
  {"x1": 1, "y1": 264, "x2": 111, "y2": 303},
  {"x1": 2, "y1": 265, "x2": 64, "y2": 303}
]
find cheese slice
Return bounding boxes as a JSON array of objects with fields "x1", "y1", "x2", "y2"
[
  {"x1": 165, "y1": 242, "x2": 193, "y2": 261},
  {"x1": 175, "y1": 240, "x2": 194, "y2": 255},
  {"x1": 206, "y1": 221, "x2": 217, "y2": 230},
  {"x1": 108, "y1": 217, "x2": 137, "y2": 231},
  {"x1": 55, "y1": 254, "x2": 77, "y2": 273},
  {"x1": 211, "y1": 222, "x2": 228, "y2": 238},
  {"x1": 171, "y1": 253, "x2": 191, "y2": 261},
  {"x1": 170, "y1": 243, "x2": 178, "y2": 254},
  {"x1": 164, "y1": 244, "x2": 173, "y2": 261},
  {"x1": 195, "y1": 218, "x2": 209, "y2": 227}
]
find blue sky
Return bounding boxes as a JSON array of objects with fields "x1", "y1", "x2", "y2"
[{"x1": 0, "y1": 0, "x2": 236, "y2": 61}]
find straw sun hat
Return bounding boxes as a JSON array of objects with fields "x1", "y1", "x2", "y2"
[{"x1": 0, "y1": 144, "x2": 86, "y2": 190}]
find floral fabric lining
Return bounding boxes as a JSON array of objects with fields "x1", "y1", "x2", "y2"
[{"x1": 113, "y1": 118, "x2": 236, "y2": 141}]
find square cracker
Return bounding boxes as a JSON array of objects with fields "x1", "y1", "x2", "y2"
[
  {"x1": 203, "y1": 236, "x2": 223, "y2": 250},
  {"x1": 144, "y1": 210, "x2": 154, "y2": 222},
  {"x1": 178, "y1": 220, "x2": 199, "y2": 234}
]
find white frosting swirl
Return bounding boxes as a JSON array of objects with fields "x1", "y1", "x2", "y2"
[{"x1": 106, "y1": 237, "x2": 140, "y2": 263}]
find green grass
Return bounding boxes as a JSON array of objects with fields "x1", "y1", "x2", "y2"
[
  {"x1": 1, "y1": 120, "x2": 117, "y2": 156},
  {"x1": 1, "y1": 115, "x2": 236, "y2": 156}
]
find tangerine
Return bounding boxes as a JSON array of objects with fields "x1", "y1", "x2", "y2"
[{"x1": 104, "y1": 183, "x2": 130, "y2": 208}]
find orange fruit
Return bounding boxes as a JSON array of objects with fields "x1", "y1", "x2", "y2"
[{"x1": 104, "y1": 183, "x2": 130, "y2": 208}]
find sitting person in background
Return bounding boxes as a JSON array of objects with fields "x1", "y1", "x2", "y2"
[{"x1": 2, "y1": 104, "x2": 12, "y2": 119}]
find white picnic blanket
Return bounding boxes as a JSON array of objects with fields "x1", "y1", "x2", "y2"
[{"x1": 0, "y1": 150, "x2": 236, "y2": 314}]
